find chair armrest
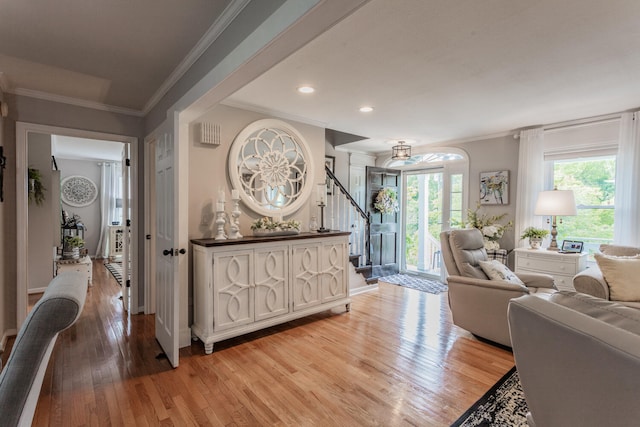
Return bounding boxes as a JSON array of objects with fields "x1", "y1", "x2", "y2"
[
  {"x1": 516, "y1": 272, "x2": 556, "y2": 289},
  {"x1": 573, "y1": 266, "x2": 609, "y2": 299},
  {"x1": 447, "y1": 275, "x2": 530, "y2": 293}
]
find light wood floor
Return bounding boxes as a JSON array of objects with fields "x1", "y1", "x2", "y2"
[{"x1": 24, "y1": 261, "x2": 514, "y2": 426}]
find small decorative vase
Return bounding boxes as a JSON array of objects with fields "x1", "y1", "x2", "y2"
[
  {"x1": 309, "y1": 216, "x2": 318, "y2": 232},
  {"x1": 529, "y1": 237, "x2": 543, "y2": 249}
]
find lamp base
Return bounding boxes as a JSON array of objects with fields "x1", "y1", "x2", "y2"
[{"x1": 546, "y1": 217, "x2": 560, "y2": 251}]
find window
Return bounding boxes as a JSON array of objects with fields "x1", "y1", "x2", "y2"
[{"x1": 545, "y1": 155, "x2": 616, "y2": 256}]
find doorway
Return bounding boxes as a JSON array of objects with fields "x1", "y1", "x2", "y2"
[{"x1": 16, "y1": 122, "x2": 139, "y2": 329}]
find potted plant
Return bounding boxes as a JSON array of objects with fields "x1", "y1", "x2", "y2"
[
  {"x1": 28, "y1": 167, "x2": 46, "y2": 205},
  {"x1": 520, "y1": 227, "x2": 549, "y2": 249},
  {"x1": 63, "y1": 236, "x2": 85, "y2": 259}
]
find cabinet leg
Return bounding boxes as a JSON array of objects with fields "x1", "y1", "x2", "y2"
[
  {"x1": 204, "y1": 342, "x2": 214, "y2": 354},
  {"x1": 346, "y1": 303, "x2": 351, "y2": 312}
]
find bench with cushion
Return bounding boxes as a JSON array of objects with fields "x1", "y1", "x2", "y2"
[{"x1": 0, "y1": 272, "x2": 87, "y2": 427}]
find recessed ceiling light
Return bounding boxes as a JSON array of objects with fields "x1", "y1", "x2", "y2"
[
  {"x1": 297, "y1": 86, "x2": 315, "y2": 94},
  {"x1": 359, "y1": 106, "x2": 374, "y2": 113}
]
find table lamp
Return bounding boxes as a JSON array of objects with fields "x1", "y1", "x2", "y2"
[{"x1": 534, "y1": 188, "x2": 577, "y2": 251}]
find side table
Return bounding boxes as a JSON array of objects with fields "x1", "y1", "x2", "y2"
[
  {"x1": 514, "y1": 248, "x2": 587, "y2": 291},
  {"x1": 55, "y1": 255, "x2": 93, "y2": 287}
]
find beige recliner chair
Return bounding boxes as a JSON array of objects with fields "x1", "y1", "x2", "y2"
[
  {"x1": 440, "y1": 229, "x2": 556, "y2": 346},
  {"x1": 509, "y1": 291, "x2": 640, "y2": 427}
]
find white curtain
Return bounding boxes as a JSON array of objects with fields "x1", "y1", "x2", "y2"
[
  {"x1": 614, "y1": 112, "x2": 640, "y2": 246},
  {"x1": 514, "y1": 128, "x2": 546, "y2": 248},
  {"x1": 96, "y1": 162, "x2": 119, "y2": 258}
]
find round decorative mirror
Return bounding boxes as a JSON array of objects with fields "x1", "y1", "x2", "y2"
[{"x1": 229, "y1": 119, "x2": 314, "y2": 217}]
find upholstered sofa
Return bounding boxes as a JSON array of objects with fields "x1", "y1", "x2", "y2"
[
  {"x1": 509, "y1": 291, "x2": 640, "y2": 427},
  {"x1": 573, "y1": 244, "x2": 640, "y2": 308},
  {"x1": 0, "y1": 272, "x2": 87, "y2": 427},
  {"x1": 440, "y1": 229, "x2": 556, "y2": 347}
]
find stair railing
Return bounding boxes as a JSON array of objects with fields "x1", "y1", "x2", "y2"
[{"x1": 325, "y1": 165, "x2": 370, "y2": 267}]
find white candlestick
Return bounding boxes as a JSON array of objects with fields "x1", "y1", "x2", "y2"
[
  {"x1": 218, "y1": 188, "x2": 225, "y2": 202},
  {"x1": 231, "y1": 189, "x2": 240, "y2": 200},
  {"x1": 317, "y1": 183, "x2": 326, "y2": 204},
  {"x1": 216, "y1": 201, "x2": 224, "y2": 212}
]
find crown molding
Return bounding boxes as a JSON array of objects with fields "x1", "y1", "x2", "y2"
[
  {"x1": 221, "y1": 99, "x2": 329, "y2": 129},
  {"x1": 142, "y1": 0, "x2": 252, "y2": 115},
  {"x1": 12, "y1": 88, "x2": 144, "y2": 116}
]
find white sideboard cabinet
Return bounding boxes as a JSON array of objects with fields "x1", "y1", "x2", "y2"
[
  {"x1": 191, "y1": 232, "x2": 351, "y2": 354},
  {"x1": 514, "y1": 247, "x2": 588, "y2": 291}
]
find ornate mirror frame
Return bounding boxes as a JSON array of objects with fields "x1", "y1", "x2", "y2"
[{"x1": 229, "y1": 119, "x2": 314, "y2": 217}]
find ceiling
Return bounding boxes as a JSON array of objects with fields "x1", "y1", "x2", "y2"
[
  {"x1": 226, "y1": 0, "x2": 640, "y2": 153},
  {"x1": 3, "y1": 1, "x2": 640, "y2": 154},
  {"x1": 0, "y1": 0, "x2": 234, "y2": 112}
]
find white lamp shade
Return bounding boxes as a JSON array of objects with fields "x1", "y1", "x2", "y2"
[{"x1": 534, "y1": 189, "x2": 577, "y2": 216}]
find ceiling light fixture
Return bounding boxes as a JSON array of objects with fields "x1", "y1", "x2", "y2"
[
  {"x1": 391, "y1": 140, "x2": 412, "y2": 160},
  {"x1": 359, "y1": 106, "x2": 374, "y2": 113},
  {"x1": 297, "y1": 86, "x2": 315, "y2": 94}
]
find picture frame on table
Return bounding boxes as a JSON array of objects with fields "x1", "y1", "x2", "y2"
[
  {"x1": 480, "y1": 170, "x2": 509, "y2": 205},
  {"x1": 325, "y1": 155, "x2": 335, "y2": 195}
]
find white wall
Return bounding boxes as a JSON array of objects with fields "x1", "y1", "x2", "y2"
[
  {"x1": 57, "y1": 158, "x2": 103, "y2": 256},
  {"x1": 189, "y1": 104, "x2": 326, "y2": 239},
  {"x1": 27, "y1": 133, "x2": 54, "y2": 290}
]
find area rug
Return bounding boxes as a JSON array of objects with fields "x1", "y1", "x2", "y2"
[
  {"x1": 451, "y1": 367, "x2": 528, "y2": 427},
  {"x1": 105, "y1": 262, "x2": 123, "y2": 286},
  {"x1": 378, "y1": 274, "x2": 448, "y2": 294}
]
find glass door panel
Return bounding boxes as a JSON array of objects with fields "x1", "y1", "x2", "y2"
[{"x1": 404, "y1": 171, "x2": 443, "y2": 276}]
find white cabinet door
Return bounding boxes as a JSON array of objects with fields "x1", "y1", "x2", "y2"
[
  {"x1": 213, "y1": 250, "x2": 253, "y2": 331},
  {"x1": 321, "y1": 240, "x2": 348, "y2": 303},
  {"x1": 254, "y1": 246, "x2": 289, "y2": 321},
  {"x1": 292, "y1": 243, "x2": 321, "y2": 311}
]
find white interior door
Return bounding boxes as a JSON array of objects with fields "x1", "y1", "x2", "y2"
[
  {"x1": 121, "y1": 144, "x2": 130, "y2": 310},
  {"x1": 154, "y1": 118, "x2": 180, "y2": 368}
]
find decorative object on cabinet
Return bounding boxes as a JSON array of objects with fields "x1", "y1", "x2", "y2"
[
  {"x1": 514, "y1": 247, "x2": 587, "y2": 291},
  {"x1": 373, "y1": 187, "x2": 399, "y2": 215},
  {"x1": 56, "y1": 255, "x2": 93, "y2": 286},
  {"x1": 228, "y1": 119, "x2": 314, "y2": 217},
  {"x1": 480, "y1": 170, "x2": 509, "y2": 205},
  {"x1": 61, "y1": 175, "x2": 98, "y2": 207},
  {"x1": 520, "y1": 226, "x2": 549, "y2": 249},
  {"x1": 28, "y1": 167, "x2": 46, "y2": 205},
  {"x1": 316, "y1": 183, "x2": 330, "y2": 233},
  {"x1": 62, "y1": 235, "x2": 85, "y2": 259},
  {"x1": 228, "y1": 190, "x2": 243, "y2": 239},
  {"x1": 191, "y1": 232, "x2": 351, "y2": 354},
  {"x1": 250, "y1": 217, "x2": 300, "y2": 236},
  {"x1": 534, "y1": 188, "x2": 577, "y2": 251}
]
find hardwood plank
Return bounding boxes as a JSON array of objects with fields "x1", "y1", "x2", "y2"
[{"x1": 17, "y1": 260, "x2": 514, "y2": 426}]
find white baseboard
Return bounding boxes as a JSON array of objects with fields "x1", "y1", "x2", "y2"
[
  {"x1": 28, "y1": 287, "x2": 48, "y2": 294},
  {"x1": 350, "y1": 283, "x2": 379, "y2": 296}
]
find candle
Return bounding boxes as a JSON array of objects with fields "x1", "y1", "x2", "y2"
[
  {"x1": 231, "y1": 189, "x2": 240, "y2": 200},
  {"x1": 317, "y1": 184, "x2": 326, "y2": 204},
  {"x1": 218, "y1": 188, "x2": 225, "y2": 202},
  {"x1": 216, "y1": 201, "x2": 224, "y2": 212},
  {"x1": 274, "y1": 214, "x2": 283, "y2": 223}
]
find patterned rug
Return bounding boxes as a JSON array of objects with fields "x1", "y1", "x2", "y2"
[
  {"x1": 451, "y1": 367, "x2": 528, "y2": 426},
  {"x1": 378, "y1": 274, "x2": 448, "y2": 294},
  {"x1": 105, "y1": 262, "x2": 123, "y2": 286}
]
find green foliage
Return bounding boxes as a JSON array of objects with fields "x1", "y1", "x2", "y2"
[
  {"x1": 553, "y1": 157, "x2": 615, "y2": 245},
  {"x1": 28, "y1": 167, "x2": 46, "y2": 205},
  {"x1": 520, "y1": 227, "x2": 549, "y2": 239},
  {"x1": 64, "y1": 236, "x2": 85, "y2": 248}
]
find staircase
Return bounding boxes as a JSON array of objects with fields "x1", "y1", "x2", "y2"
[{"x1": 324, "y1": 166, "x2": 378, "y2": 292}]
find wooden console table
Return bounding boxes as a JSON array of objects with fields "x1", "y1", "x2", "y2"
[{"x1": 191, "y1": 231, "x2": 351, "y2": 354}]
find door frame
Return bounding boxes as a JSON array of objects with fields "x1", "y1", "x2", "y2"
[{"x1": 16, "y1": 122, "x2": 139, "y2": 329}]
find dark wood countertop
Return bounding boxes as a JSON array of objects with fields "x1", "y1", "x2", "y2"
[{"x1": 191, "y1": 231, "x2": 351, "y2": 247}]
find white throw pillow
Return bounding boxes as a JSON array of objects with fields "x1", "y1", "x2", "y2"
[
  {"x1": 479, "y1": 260, "x2": 524, "y2": 285},
  {"x1": 594, "y1": 253, "x2": 640, "y2": 302}
]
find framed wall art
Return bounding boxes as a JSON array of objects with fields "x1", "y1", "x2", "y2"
[
  {"x1": 480, "y1": 170, "x2": 509, "y2": 205},
  {"x1": 61, "y1": 175, "x2": 99, "y2": 207},
  {"x1": 325, "y1": 155, "x2": 335, "y2": 195}
]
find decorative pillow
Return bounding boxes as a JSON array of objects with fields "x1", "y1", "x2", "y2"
[
  {"x1": 594, "y1": 254, "x2": 640, "y2": 302},
  {"x1": 479, "y1": 260, "x2": 524, "y2": 285}
]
